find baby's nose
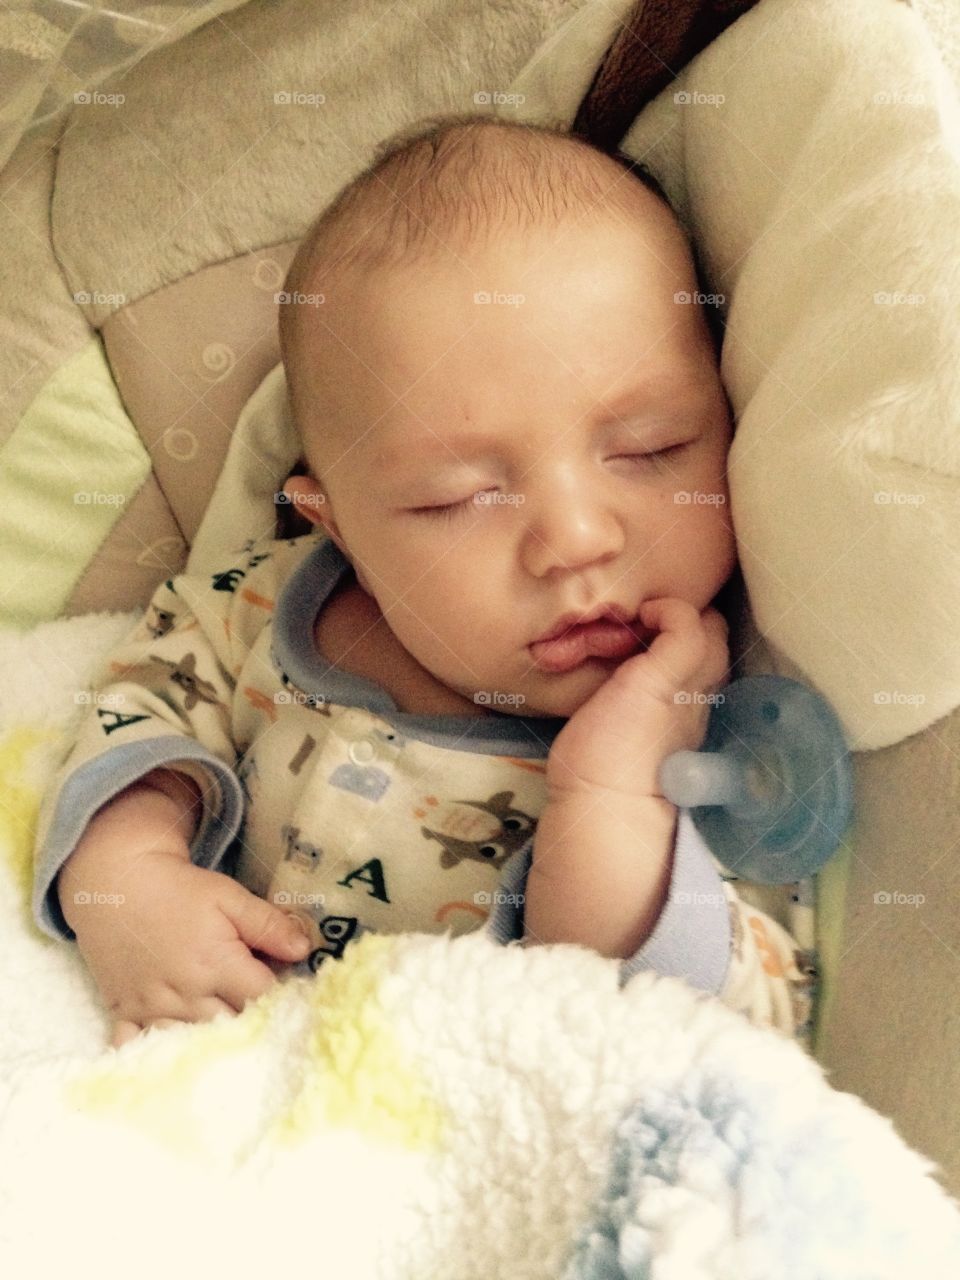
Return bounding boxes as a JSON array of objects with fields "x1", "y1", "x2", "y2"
[{"x1": 524, "y1": 502, "x2": 623, "y2": 576}]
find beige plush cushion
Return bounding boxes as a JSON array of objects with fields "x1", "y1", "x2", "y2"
[
  {"x1": 100, "y1": 244, "x2": 298, "y2": 548},
  {"x1": 34, "y1": 0, "x2": 583, "y2": 618}
]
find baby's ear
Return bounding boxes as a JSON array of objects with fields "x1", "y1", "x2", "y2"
[
  {"x1": 281, "y1": 474, "x2": 327, "y2": 525},
  {"x1": 278, "y1": 474, "x2": 358, "y2": 567}
]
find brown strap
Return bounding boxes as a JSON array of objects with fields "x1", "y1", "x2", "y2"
[{"x1": 572, "y1": 0, "x2": 761, "y2": 152}]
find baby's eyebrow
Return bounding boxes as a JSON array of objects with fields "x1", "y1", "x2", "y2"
[
  {"x1": 380, "y1": 429, "x2": 514, "y2": 465},
  {"x1": 379, "y1": 405, "x2": 698, "y2": 468}
]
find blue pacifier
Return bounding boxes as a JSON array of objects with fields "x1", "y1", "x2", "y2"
[{"x1": 658, "y1": 675, "x2": 853, "y2": 884}]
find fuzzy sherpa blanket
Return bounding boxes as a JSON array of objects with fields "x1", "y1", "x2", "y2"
[{"x1": 2, "y1": 611, "x2": 959, "y2": 1280}]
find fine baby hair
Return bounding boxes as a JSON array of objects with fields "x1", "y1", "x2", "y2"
[{"x1": 277, "y1": 112, "x2": 718, "y2": 447}]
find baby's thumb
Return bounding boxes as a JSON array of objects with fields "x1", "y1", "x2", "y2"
[{"x1": 226, "y1": 888, "x2": 313, "y2": 960}]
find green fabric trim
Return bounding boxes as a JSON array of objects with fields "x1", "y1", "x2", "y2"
[
  {"x1": 813, "y1": 831, "x2": 853, "y2": 1059},
  {"x1": 0, "y1": 341, "x2": 150, "y2": 628}
]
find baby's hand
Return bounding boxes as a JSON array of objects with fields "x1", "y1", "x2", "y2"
[
  {"x1": 545, "y1": 598, "x2": 730, "y2": 803},
  {"x1": 65, "y1": 848, "x2": 312, "y2": 1048}
]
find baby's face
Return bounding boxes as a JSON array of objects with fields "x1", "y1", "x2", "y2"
[{"x1": 296, "y1": 204, "x2": 737, "y2": 719}]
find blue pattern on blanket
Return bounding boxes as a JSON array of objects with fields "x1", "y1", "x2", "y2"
[{"x1": 563, "y1": 1068, "x2": 960, "y2": 1278}]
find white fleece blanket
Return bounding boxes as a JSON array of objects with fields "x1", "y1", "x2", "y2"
[{"x1": 2, "y1": 612, "x2": 960, "y2": 1279}]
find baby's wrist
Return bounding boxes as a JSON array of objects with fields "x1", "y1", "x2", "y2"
[
  {"x1": 546, "y1": 778, "x2": 675, "y2": 814},
  {"x1": 57, "y1": 782, "x2": 196, "y2": 922},
  {"x1": 528, "y1": 790, "x2": 677, "y2": 957},
  {"x1": 539, "y1": 789, "x2": 676, "y2": 851}
]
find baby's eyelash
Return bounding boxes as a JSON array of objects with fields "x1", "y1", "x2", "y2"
[
  {"x1": 412, "y1": 493, "x2": 485, "y2": 521},
  {"x1": 618, "y1": 443, "x2": 689, "y2": 464},
  {"x1": 412, "y1": 445, "x2": 690, "y2": 520},
  {"x1": 415, "y1": 498, "x2": 485, "y2": 521}
]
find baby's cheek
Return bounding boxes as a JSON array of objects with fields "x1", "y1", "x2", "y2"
[
  {"x1": 445, "y1": 628, "x2": 507, "y2": 691},
  {"x1": 708, "y1": 494, "x2": 737, "y2": 553},
  {"x1": 413, "y1": 614, "x2": 486, "y2": 679},
  {"x1": 671, "y1": 503, "x2": 736, "y2": 602},
  {"x1": 716, "y1": 503, "x2": 739, "y2": 575}
]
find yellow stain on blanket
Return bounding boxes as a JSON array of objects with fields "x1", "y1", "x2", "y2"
[
  {"x1": 270, "y1": 935, "x2": 445, "y2": 1154},
  {"x1": 0, "y1": 724, "x2": 56, "y2": 909},
  {"x1": 65, "y1": 1001, "x2": 272, "y2": 1159},
  {"x1": 64, "y1": 936, "x2": 444, "y2": 1159}
]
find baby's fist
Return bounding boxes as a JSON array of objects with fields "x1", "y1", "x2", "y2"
[{"x1": 545, "y1": 598, "x2": 730, "y2": 802}]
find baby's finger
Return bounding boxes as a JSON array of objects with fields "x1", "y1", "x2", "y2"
[
  {"x1": 214, "y1": 951, "x2": 279, "y2": 1013},
  {"x1": 699, "y1": 606, "x2": 733, "y2": 687},
  {"x1": 218, "y1": 880, "x2": 314, "y2": 963},
  {"x1": 110, "y1": 1020, "x2": 143, "y2": 1049},
  {"x1": 155, "y1": 998, "x2": 237, "y2": 1025},
  {"x1": 701, "y1": 604, "x2": 730, "y2": 642},
  {"x1": 194, "y1": 995, "x2": 238, "y2": 1023},
  {"x1": 636, "y1": 598, "x2": 711, "y2": 696}
]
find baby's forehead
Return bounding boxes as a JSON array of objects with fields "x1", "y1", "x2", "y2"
[
  {"x1": 293, "y1": 191, "x2": 706, "y2": 402},
  {"x1": 315, "y1": 214, "x2": 693, "y2": 339}
]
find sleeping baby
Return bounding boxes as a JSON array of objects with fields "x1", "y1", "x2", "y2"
[{"x1": 32, "y1": 115, "x2": 815, "y2": 1049}]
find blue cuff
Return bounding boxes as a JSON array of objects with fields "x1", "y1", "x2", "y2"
[
  {"x1": 484, "y1": 808, "x2": 732, "y2": 995},
  {"x1": 616, "y1": 809, "x2": 732, "y2": 993},
  {"x1": 483, "y1": 832, "x2": 533, "y2": 947},
  {"x1": 32, "y1": 738, "x2": 245, "y2": 942}
]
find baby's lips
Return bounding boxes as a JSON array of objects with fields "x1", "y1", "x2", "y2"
[{"x1": 529, "y1": 615, "x2": 656, "y2": 674}]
